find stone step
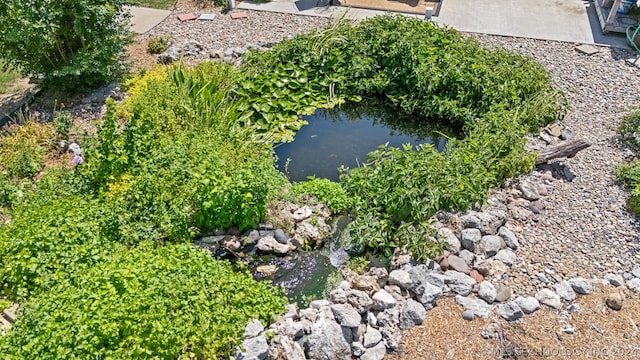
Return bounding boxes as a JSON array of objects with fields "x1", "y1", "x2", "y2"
[{"x1": 2, "y1": 303, "x2": 18, "y2": 323}]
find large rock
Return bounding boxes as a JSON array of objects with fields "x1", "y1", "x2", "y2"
[
  {"x1": 388, "y1": 269, "x2": 413, "y2": 290},
  {"x1": 478, "y1": 281, "x2": 497, "y2": 304},
  {"x1": 606, "y1": 291, "x2": 624, "y2": 311},
  {"x1": 455, "y1": 295, "x2": 493, "y2": 318},
  {"x1": 372, "y1": 289, "x2": 397, "y2": 311},
  {"x1": 458, "y1": 249, "x2": 475, "y2": 266},
  {"x1": 554, "y1": 281, "x2": 577, "y2": 301},
  {"x1": 567, "y1": 277, "x2": 594, "y2": 295},
  {"x1": 604, "y1": 273, "x2": 625, "y2": 287},
  {"x1": 352, "y1": 275, "x2": 380, "y2": 293},
  {"x1": 346, "y1": 289, "x2": 374, "y2": 314},
  {"x1": 380, "y1": 325, "x2": 402, "y2": 352},
  {"x1": 274, "y1": 229, "x2": 289, "y2": 244},
  {"x1": 495, "y1": 285, "x2": 512, "y2": 303},
  {"x1": 237, "y1": 336, "x2": 269, "y2": 360},
  {"x1": 360, "y1": 340, "x2": 387, "y2": 360},
  {"x1": 415, "y1": 282, "x2": 442, "y2": 308},
  {"x1": 331, "y1": 304, "x2": 361, "y2": 328},
  {"x1": 627, "y1": 278, "x2": 640, "y2": 293},
  {"x1": 494, "y1": 249, "x2": 516, "y2": 267},
  {"x1": 535, "y1": 289, "x2": 562, "y2": 309},
  {"x1": 409, "y1": 265, "x2": 444, "y2": 292},
  {"x1": 498, "y1": 226, "x2": 519, "y2": 250},
  {"x1": 497, "y1": 302, "x2": 524, "y2": 321},
  {"x1": 244, "y1": 319, "x2": 264, "y2": 338},
  {"x1": 477, "y1": 210, "x2": 507, "y2": 235},
  {"x1": 518, "y1": 179, "x2": 541, "y2": 200},
  {"x1": 268, "y1": 335, "x2": 305, "y2": 360},
  {"x1": 257, "y1": 236, "x2": 292, "y2": 254},
  {"x1": 447, "y1": 255, "x2": 470, "y2": 274},
  {"x1": 363, "y1": 325, "x2": 382, "y2": 348},
  {"x1": 438, "y1": 227, "x2": 461, "y2": 254},
  {"x1": 399, "y1": 299, "x2": 426, "y2": 330},
  {"x1": 474, "y1": 259, "x2": 509, "y2": 278},
  {"x1": 157, "y1": 40, "x2": 204, "y2": 64},
  {"x1": 307, "y1": 316, "x2": 352, "y2": 360},
  {"x1": 444, "y1": 270, "x2": 476, "y2": 296},
  {"x1": 514, "y1": 296, "x2": 540, "y2": 314},
  {"x1": 479, "y1": 235, "x2": 503, "y2": 257},
  {"x1": 461, "y1": 228, "x2": 482, "y2": 252}
]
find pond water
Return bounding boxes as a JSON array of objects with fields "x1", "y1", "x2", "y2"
[{"x1": 275, "y1": 103, "x2": 448, "y2": 182}]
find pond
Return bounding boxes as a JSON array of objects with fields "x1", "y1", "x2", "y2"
[{"x1": 275, "y1": 103, "x2": 449, "y2": 182}]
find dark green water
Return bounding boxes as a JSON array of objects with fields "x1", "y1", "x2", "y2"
[{"x1": 275, "y1": 104, "x2": 448, "y2": 182}]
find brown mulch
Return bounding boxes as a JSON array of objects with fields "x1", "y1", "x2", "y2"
[{"x1": 389, "y1": 288, "x2": 640, "y2": 360}]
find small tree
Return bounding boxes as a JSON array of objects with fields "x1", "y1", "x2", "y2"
[{"x1": 0, "y1": 0, "x2": 131, "y2": 93}]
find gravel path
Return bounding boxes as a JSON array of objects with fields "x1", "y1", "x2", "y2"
[
  {"x1": 146, "y1": 7, "x2": 640, "y2": 294},
  {"x1": 469, "y1": 35, "x2": 640, "y2": 296}
]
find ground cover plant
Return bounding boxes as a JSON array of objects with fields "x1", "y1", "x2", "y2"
[
  {"x1": 245, "y1": 15, "x2": 567, "y2": 258},
  {"x1": 0, "y1": 60, "x2": 21, "y2": 95}
]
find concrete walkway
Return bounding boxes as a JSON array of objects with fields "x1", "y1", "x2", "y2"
[
  {"x1": 127, "y1": 6, "x2": 172, "y2": 34},
  {"x1": 237, "y1": 0, "x2": 630, "y2": 47}
]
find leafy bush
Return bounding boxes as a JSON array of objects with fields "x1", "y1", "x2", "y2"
[
  {"x1": 292, "y1": 176, "x2": 350, "y2": 213},
  {"x1": 147, "y1": 36, "x2": 171, "y2": 54},
  {"x1": 81, "y1": 63, "x2": 286, "y2": 241},
  {"x1": 0, "y1": 242, "x2": 286, "y2": 359},
  {"x1": 52, "y1": 111, "x2": 73, "y2": 139},
  {"x1": 0, "y1": 120, "x2": 56, "y2": 179},
  {"x1": 246, "y1": 15, "x2": 566, "y2": 257},
  {"x1": 616, "y1": 160, "x2": 640, "y2": 214},
  {"x1": 618, "y1": 109, "x2": 640, "y2": 151},
  {"x1": 0, "y1": 0, "x2": 130, "y2": 92}
]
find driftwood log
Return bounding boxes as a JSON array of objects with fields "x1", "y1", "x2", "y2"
[{"x1": 535, "y1": 139, "x2": 591, "y2": 165}]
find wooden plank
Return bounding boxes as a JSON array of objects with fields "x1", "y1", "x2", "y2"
[{"x1": 535, "y1": 140, "x2": 591, "y2": 165}]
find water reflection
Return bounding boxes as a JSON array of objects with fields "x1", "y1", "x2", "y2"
[{"x1": 275, "y1": 102, "x2": 451, "y2": 182}]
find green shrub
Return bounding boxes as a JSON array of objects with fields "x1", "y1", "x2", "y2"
[
  {"x1": 0, "y1": 0, "x2": 130, "y2": 92},
  {"x1": 292, "y1": 176, "x2": 350, "y2": 213},
  {"x1": 618, "y1": 109, "x2": 640, "y2": 151},
  {"x1": 52, "y1": 111, "x2": 73, "y2": 139},
  {"x1": 147, "y1": 36, "x2": 171, "y2": 54},
  {"x1": 0, "y1": 120, "x2": 56, "y2": 180},
  {"x1": 0, "y1": 242, "x2": 286, "y2": 359},
  {"x1": 616, "y1": 159, "x2": 640, "y2": 215}
]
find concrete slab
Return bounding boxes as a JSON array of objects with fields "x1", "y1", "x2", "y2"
[
  {"x1": 127, "y1": 6, "x2": 171, "y2": 34},
  {"x1": 434, "y1": 0, "x2": 594, "y2": 44}
]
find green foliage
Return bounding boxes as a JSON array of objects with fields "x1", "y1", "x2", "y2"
[
  {"x1": 618, "y1": 109, "x2": 640, "y2": 151},
  {"x1": 248, "y1": 15, "x2": 566, "y2": 257},
  {"x1": 81, "y1": 63, "x2": 286, "y2": 242},
  {"x1": 52, "y1": 111, "x2": 73, "y2": 139},
  {"x1": 131, "y1": 0, "x2": 176, "y2": 9},
  {"x1": 0, "y1": 0, "x2": 130, "y2": 93},
  {"x1": 0, "y1": 59, "x2": 21, "y2": 94},
  {"x1": 292, "y1": 176, "x2": 350, "y2": 213},
  {"x1": 616, "y1": 159, "x2": 640, "y2": 215},
  {"x1": 345, "y1": 256, "x2": 369, "y2": 274},
  {"x1": 147, "y1": 36, "x2": 171, "y2": 54},
  {"x1": 0, "y1": 121, "x2": 56, "y2": 179},
  {"x1": 0, "y1": 242, "x2": 286, "y2": 359},
  {"x1": 0, "y1": 195, "x2": 119, "y2": 299}
]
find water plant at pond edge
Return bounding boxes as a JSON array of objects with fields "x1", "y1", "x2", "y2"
[{"x1": 246, "y1": 15, "x2": 567, "y2": 259}]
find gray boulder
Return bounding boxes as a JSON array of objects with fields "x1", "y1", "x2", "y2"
[
  {"x1": 444, "y1": 270, "x2": 476, "y2": 296},
  {"x1": 479, "y1": 235, "x2": 503, "y2": 257},
  {"x1": 498, "y1": 226, "x2": 519, "y2": 250},
  {"x1": 346, "y1": 289, "x2": 374, "y2": 314},
  {"x1": 554, "y1": 281, "x2": 577, "y2": 301},
  {"x1": 307, "y1": 316, "x2": 352, "y2": 360},
  {"x1": 458, "y1": 249, "x2": 475, "y2": 266},
  {"x1": 478, "y1": 281, "x2": 497, "y2": 304},
  {"x1": 455, "y1": 295, "x2": 493, "y2": 318},
  {"x1": 514, "y1": 296, "x2": 540, "y2": 314},
  {"x1": 388, "y1": 269, "x2": 413, "y2": 290},
  {"x1": 567, "y1": 277, "x2": 594, "y2": 295},
  {"x1": 268, "y1": 335, "x2": 305, "y2": 360},
  {"x1": 274, "y1": 229, "x2": 289, "y2": 244},
  {"x1": 331, "y1": 304, "x2": 361, "y2": 328},
  {"x1": 360, "y1": 341, "x2": 387, "y2": 360},
  {"x1": 257, "y1": 236, "x2": 291, "y2": 254},
  {"x1": 363, "y1": 325, "x2": 382, "y2": 348},
  {"x1": 447, "y1": 255, "x2": 470, "y2": 274},
  {"x1": 372, "y1": 289, "x2": 397, "y2": 311},
  {"x1": 244, "y1": 319, "x2": 264, "y2": 338},
  {"x1": 604, "y1": 273, "x2": 625, "y2": 287},
  {"x1": 535, "y1": 288, "x2": 562, "y2": 309},
  {"x1": 438, "y1": 227, "x2": 461, "y2": 254},
  {"x1": 399, "y1": 299, "x2": 427, "y2": 330},
  {"x1": 627, "y1": 278, "x2": 640, "y2": 293},
  {"x1": 497, "y1": 302, "x2": 524, "y2": 321},
  {"x1": 494, "y1": 249, "x2": 516, "y2": 266},
  {"x1": 461, "y1": 228, "x2": 482, "y2": 252},
  {"x1": 236, "y1": 335, "x2": 269, "y2": 360}
]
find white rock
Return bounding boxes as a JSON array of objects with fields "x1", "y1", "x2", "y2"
[
  {"x1": 554, "y1": 281, "x2": 577, "y2": 301},
  {"x1": 497, "y1": 302, "x2": 524, "y2": 321},
  {"x1": 627, "y1": 278, "x2": 640, "y2": 293},
  {"x1": 478, "y1": 281, "x2": 497, "y2": 304},
  {"x1": 514, "y1": 296, "x2": 540, "y2": 314},
  {"x1": 363, "y1": 325, "x2": 382, "y2": 348},
  {"x1": 388, "y1": 269, "x2": 413, "y2": 289},
  {"x1": 604, "y1": 273, "x2": 625, "y2": 287},
  {"x1": 535, "y1": 289, "x2": 562, "y2": 309},
  {"x1": 567, "y1": 277, "x2": 594, "y2": 295},
  {"x1": 455, "y1": 295, "x2": 493, "y2": 318},
  {"x1": 438, "y1": 227, "x2": 461, "y2": 254},
  {"x1": 372, "y1": 289, "x2": 397, "y2": 311},
  {"x1": 494, "y1": 249, "x2": 517, "y2": 266}
]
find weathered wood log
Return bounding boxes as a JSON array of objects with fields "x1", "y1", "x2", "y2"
[{"x1": 535, "y1": 139, "x2": 590, "y2": 165}]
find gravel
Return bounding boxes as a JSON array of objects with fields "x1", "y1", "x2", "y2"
[{"x1": 140, "y1": 8, "x2": 640, "y2": 296}]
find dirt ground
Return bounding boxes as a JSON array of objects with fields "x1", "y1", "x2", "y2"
[{"x1": 389, "y1": 287, "x2": 640, "y2": 360}]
